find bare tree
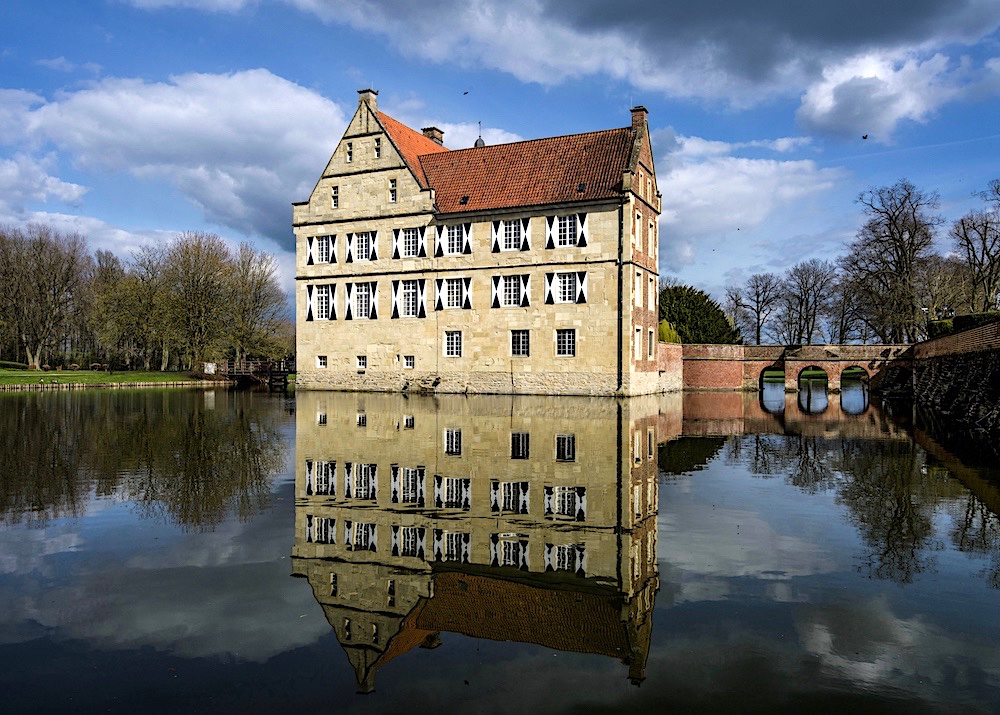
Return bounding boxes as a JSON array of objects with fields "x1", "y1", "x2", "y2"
[
  {"x1": 782, "y1": 259, "x2": 836, "y2": 344},
  {"x1": 735, "y1": 273, "x2": 782, "y2": 344},
  {"x1": 227, "y1": 242, "x2": 287, "y2": 363},
  {"x1": 843, "y1": 179, "x2": 941, "y2": 343},
  {"x1": 1, "y1": 224, "x2": 91, "y2": 367},
  {"x1": 162, "y1": 232, "x2": 233, "y2": 369},
  {"x1": 951, "y1": 201, "x2": 1000, "y2": 313}
]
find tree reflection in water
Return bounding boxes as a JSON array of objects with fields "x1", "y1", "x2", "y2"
[{"x1": 0, "y1": 389, "x2": 287, "y2": 529}]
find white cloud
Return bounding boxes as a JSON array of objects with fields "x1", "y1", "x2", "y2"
[
  {"x1": 798, "y1": 51, "x2": 968, "y2": 140},
  {"x1": 0, "y1": 154, "x2": 87, "y2": 212},
  {"x1": 21, "y1": 69, "x2": 343, "y2": 240}
]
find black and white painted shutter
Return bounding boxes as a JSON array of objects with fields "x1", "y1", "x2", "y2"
[
  {"x1": 328, "y1": 285, "x2": 337, "y2": 320},
  {"x1": 434, "y1": 279, "x2": 444, "y2": 311},
  {"x1": 577, "y1": 213, "x2": 588, "y2": 247},
  {"x1": 575, "y1": 486, "x2": 587, "y2": 521},
  {"x1": 520, "y1": 218, "x2": 530, "y2": 251},
  {"x1": 520, "y1": 275, "x2": 530, "y2": 307},
  {"x1": 345, "y1": 233, "x2": 354, "y2": 263},
  {"x1": 369, "y1": 281, "x2": 378, "y2": 319},
  {"x1": 491, "y1": 276, "x2": 501, "y2": 308},
  {"x1": 305, "y1": 459, "x2": 314, "y2": 495},
  {"x1": 306, "y1": 284, "x2": 315, "y2": 321},
  {"x1": 433, "y1": 474, "x2": 443, "y2": 508},
  {"x1": 391, "y1": 280, "x2": 400, "y2": 319},
  {"x1": 460, "y1": 479, "x2": 471, "y2": 510},
  {"x1": 344, "y1": 282, "x2": 354, "y2": 320},
  {"x1": 491, "y1": 221, "x2": 501, "y2": 253},
  {"x1": 517, "y1": 481, "x2": 529, "y2": 514},
  {"x1": 329, "y1": 235, "x2": 337, "y2": 262},
  {"x1": 392, "y1": 229, "x2": 401, "y2": 260},
  {"x1": 418, "y1": 226, "x2": 428, "y2": 258},
  {"x1": 576, "y1": 272, "x2": 588, "y2": 304},
  {"x1": 343, "y1": 462, "x2": 353, "y2": 498},
  {"x1": 369, "y1": 464, "x2": 378, "y2": 500},
  {"x1": 434, "y1": 226, "x2": 444, "y2": 257},
  {"x1": 369, "y1": 231, "x2": 378, "y2": 261},
  {"x1": 462, "y1": 277, "x2": 472, "y2": 310},
  {"x1": 545, "y1": 216, "x2": 555, "y2": 249},
  {"x1": 489, "y1": 480, "x2": 499, "y2": 513},
  {"x1": 416, "y1": 467, "x2": 426, "y2": 507},
  {"x1": 307, "y1": 236, "x2": 316, "y2": 265},
  {"x1": 462, "y1": 223, "x2": 472, "y2": 254},
  {"x1": 417, "y1": 279, "x2": 427, "y2": 318},
  {"x1": 544, "y1": 273, "x2": 554, "y2": 304}
]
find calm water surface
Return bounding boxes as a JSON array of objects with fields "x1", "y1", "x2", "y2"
[{"x1": 1, "y1": 386, "x2": 999, "y2": 713}]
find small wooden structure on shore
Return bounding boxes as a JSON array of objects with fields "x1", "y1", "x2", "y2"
[{"x1": 219, "y1": 359, "x2": 291, "y2": 390}]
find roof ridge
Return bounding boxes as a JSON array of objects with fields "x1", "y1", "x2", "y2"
[{"x1": 422, "y1": 125, "x2": 633, "y2": 159}]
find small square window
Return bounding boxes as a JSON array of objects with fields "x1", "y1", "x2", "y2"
[
  {"x1": 389, "y1": 178, "x2": 397, "y2": 203},
  {"x1": 357, "y1": 355, "x2": 367, "y2": 370},
  {"x1": 331, "y1": 186, "x2": 339, "y2": 208},
  {"x1": 556, "y1": 328, "x2": 576, "y2": 357},
  {"x1": 317, "y1": 412, "x2": 327, "y2": 426},
  {"x1": 403, "y1": 415, "x2": 415, "y2": 429},
  {"x1": 403, "y1": 355, "x2": 415, "y2": 369},
  {"x1": 346, "y1": 142, "x2": 353, "y2": 163},
  {"x1": 445, "y1": 330, "x2": 462, "y2": 357},
  {"x1": 317, "y1": 355, "x2": 327, "y2": 368},
  {"x1": 357, "y1": 413, "x2": 367, "y2": 427},
  {"x1": 374, "y1": 137, "x2": 381, "y2": 158},
  {"x1": 511, "y1": 330, "x2": 529, "y2": 357}
]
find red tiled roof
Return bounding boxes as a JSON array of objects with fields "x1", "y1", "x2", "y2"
[
  {"x1": 420, "y1": 128, "x2": 634, "y2": 214},
  {"x1": 378, "y1": 112, "x2": 449, "y2": 188}
]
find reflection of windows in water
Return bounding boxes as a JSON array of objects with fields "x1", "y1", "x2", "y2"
[
  {"x1": 401, "y1": 467, "x2": 420, "y2": 503},
  {"x1": 400, "y1": 526, "x2": 420, "y2": 557},
  {"x1": 544, "y1": 485, "x2": 586, "y2": 521},
  {"x1": 434, "y1": 476, "x2": 472, "y2": 510},
  {"x1": 491, "y1": 534, "x2": 528, "y2": 570},
  {"x1": 306, "y1": 459, "x2": 336, "y2": 496},
  {"x1": 345, "y1": 463, "x2": 377, "y2": 500},
  {"x1": 432, "y1": 529, "x2": 471, "y2": 562},
  {"x1": 346, "y1": 521, "x2": 376, "y2": 551},
  {"x1": 545, "y1": 542, "x2": 586, "y2": 575},
  {"x1": 511, "y1": 432, "x2": 529, "y2": 459},
  {"x1": 306, "y1": 514, "x2": 335, "y2": 544},
  {"x1": 445, "y1": 428, "x2": 462, "y2": 455},
  {"x1": 502, "y1": 539, "x2": 525, "y2": 567},
  {"x1": 329, "y1": 572, "x2": 337, "y2": 596},
  {"x1": 491, "y1": 480, "x2": 529, "y2": 514},
  {"x1": 556, "y1": 433, "x2": 576, "y2": 461}
]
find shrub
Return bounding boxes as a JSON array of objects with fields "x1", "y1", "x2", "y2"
[
  {"x1": 927, "y1": 319, "x2": 954, "y2": 339},
  {"x1": 658, "y1": 320, "x2": 682, "y2": 344},
  {"x1": 953, "y1": 312, "x2": 1000, "y2": 333}
]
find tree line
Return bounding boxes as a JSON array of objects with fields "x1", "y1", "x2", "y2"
[
  {"x1": 0, "y1": 225, "x2": 290, "y2": 370},
  {"x1": 725, "y1": 178, "x2": 1000, "y2": 345}
]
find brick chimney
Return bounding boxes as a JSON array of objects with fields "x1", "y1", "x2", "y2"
[
  {"x1": 357, "y1": 88, "x2": 378, "y2": 110},
  {"x1": 631, "y1": 105, "x2": 648, "y2": 130},
  {"x1": 422, "y1": 126, "x2": 445, "y2": 145}
]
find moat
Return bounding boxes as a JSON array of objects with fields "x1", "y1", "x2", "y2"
[{"x1": 2, "y1": 386, "x2": 999, "y2": 713}]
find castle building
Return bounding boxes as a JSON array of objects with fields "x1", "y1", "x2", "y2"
[{"x1": 293, "y1": 89, "x2": 667, "y2": 395}]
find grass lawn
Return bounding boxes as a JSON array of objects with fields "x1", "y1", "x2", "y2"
[{"x1": 0, "y1": 369, "x2": 224, "y2": 386}]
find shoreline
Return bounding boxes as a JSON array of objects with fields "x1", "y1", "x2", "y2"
[{"x1": 0, "y1": 380, "x2": 234, "y2": 392}]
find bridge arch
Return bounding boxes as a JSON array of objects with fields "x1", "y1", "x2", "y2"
[
  {"x1": 758, "y1": 366, "x2": 786, "y2": 414},
  {"x1": 797, "y1": 365, "x2": 829, "y2": 414},
  {"x1": 839, "y1": 365, "x2": 870, "y2": 414}
]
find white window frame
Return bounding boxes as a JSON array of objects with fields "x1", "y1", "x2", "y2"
[
  {"x1": 354, "y1": 232, "x2": 372, "y2": 262},
  {"x1": 446, "y1": 224, "x2": 463, "y2": 255},
  {"x1": 401, "y1": 227, "x2": 419, "y2": 258},
  {"x1": 445, "y1": 330, "x2": 462, "y2": 357},
  {"x1": 315, "y1": 284, "x2": 332, "y2": 320},
  {"x1": 556, "y1": 328, "x2": 576, "y2": 357},
  {"x1": 400, "y1": 279, "x2": 419, "y2": 318},
  {"x1": 403, "y1": 355, "x2": 415, "y2": 369},
  {"x1": 355, "y1": 282, "x2": 372, "y2": 318},
  {"x1": 556, "y1": 272, "x2": 578, "y2": 304},
  {"x1": 557, "y1": 214, "x2": 577, "y2": 246},
  {"x1": 503, "y1": 220, "x2": 522, "y2": 251},
  {"x1": 316, "y1": 234, "x2": 333, "y2": 263},
  {"x1": 511, "y1": 329, "x2": 529, "y2": 357},
  {"x1": 444, "y1": 277, "x2": 463, "y2": 309},
  {"x1": 316, "y1": 355, "x2": 327, "y2": 368},
  {"x1": 356, "y1": 355, "x2": 367, "y2": 370},
  {"x1": 502, "y1": 275, "x2": 521, "y2": 307}
]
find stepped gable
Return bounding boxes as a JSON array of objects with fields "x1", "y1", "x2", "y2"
[
  {"x1": 377, "y1": 111, "x2": 449, "y2": 188},
  {"x1": 418, "y1": 127, "x2": 635, "y2": 214}
]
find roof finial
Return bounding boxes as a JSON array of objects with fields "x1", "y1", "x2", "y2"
[{"x1": 474, "y1": 120, "x2": 485, "y2": 148}]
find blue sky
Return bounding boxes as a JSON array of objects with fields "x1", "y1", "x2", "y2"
[{"x1": 3, "y1": 1, "x2": 1000, "y2": 304}]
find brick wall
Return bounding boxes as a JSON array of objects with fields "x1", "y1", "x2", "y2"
[{"x1": 913, "y1": 321, "x2": 1000, "y2": 359}]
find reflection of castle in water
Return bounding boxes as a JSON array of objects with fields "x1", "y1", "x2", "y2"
[{"x1": 291, "y1": 392, "x2": 660, "y2": 693}]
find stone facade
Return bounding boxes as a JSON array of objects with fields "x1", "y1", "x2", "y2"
[{"x1": 293, "y1": 90, "x2": 668, "y2": 396}]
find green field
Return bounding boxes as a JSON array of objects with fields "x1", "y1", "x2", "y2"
[{"x1": 0, "y1": 369, "x2": 221, "y2": 386}]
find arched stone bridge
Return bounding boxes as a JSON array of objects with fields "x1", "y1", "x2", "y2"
[{"x1": 681, "y1": 344, "x2": 913, "y2": 392}]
